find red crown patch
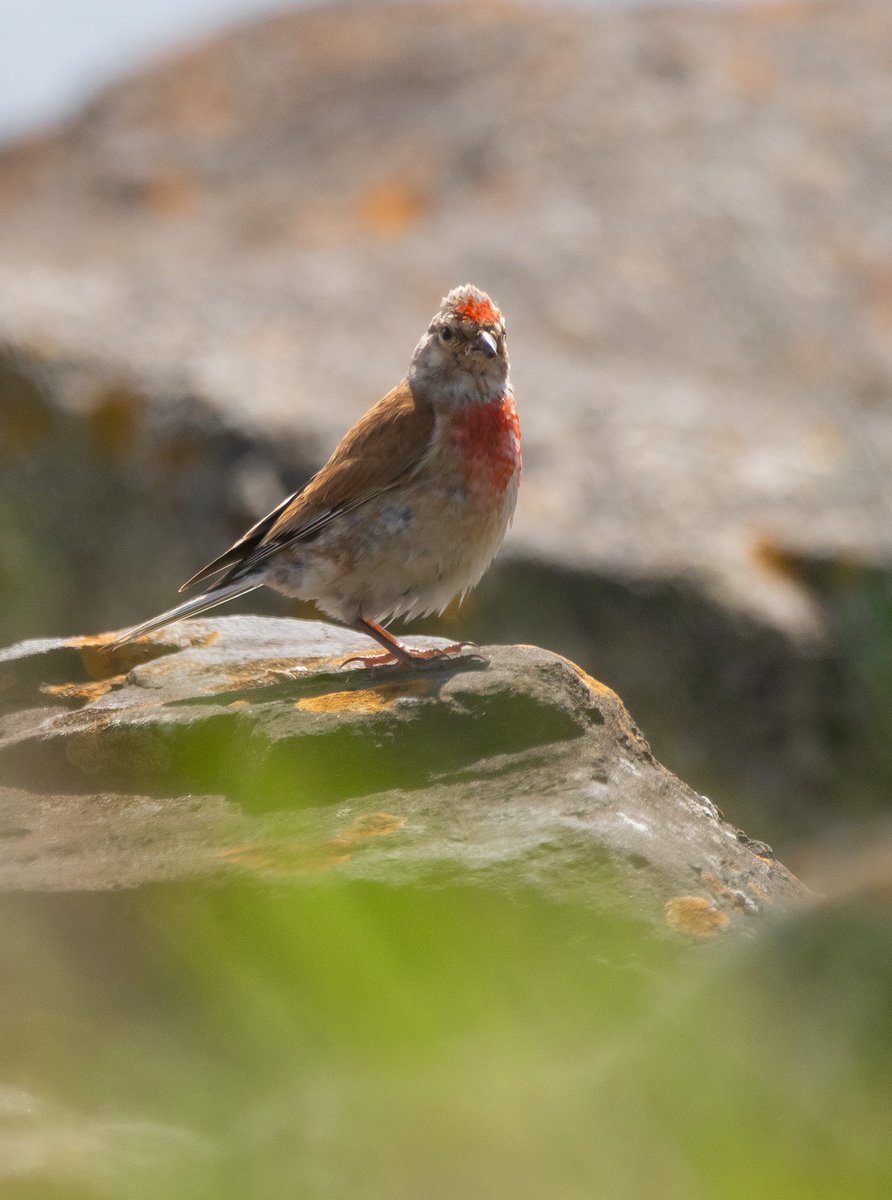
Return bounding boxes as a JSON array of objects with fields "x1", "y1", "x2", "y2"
[{"x1": 453, "y1": 292, "x2": 501, "y2": 326}]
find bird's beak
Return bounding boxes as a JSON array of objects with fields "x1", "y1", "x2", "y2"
[{"x1": 473, "y1": 330, "x2": 498, "y2": 358}]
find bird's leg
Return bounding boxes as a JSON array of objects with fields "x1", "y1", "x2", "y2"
[{"x1": 341, "y1": 617, "x2": 474, "y2": 670}]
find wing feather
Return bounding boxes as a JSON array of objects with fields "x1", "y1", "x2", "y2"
[{"x1": 181, "y1": 380, "x2": 435, "y2": 591}]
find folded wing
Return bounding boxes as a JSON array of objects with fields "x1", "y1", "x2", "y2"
[{"x1": 180, "y1": 380, "x2": 435, "y2": 592}]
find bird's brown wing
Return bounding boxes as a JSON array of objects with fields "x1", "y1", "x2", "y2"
[{"x1": 181, "y1": 380, "x2": 435, "y2": 591}]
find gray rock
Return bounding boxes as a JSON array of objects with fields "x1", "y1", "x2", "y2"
[{"x1": 0, "y1": 616, "x2": 803, "y2": 932}]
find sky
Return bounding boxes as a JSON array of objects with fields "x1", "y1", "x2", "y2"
[{"x1": 0, "y1": 0, "x2": 293, "y2": 141}]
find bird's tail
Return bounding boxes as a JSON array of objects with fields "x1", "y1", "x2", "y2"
[{"x1": 108, "y1": 579, "x2": 261, "y2": 650}]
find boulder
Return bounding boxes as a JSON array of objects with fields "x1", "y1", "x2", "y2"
[{"x1": 0, "y1": 616, "x2": 803, "y2": 933}]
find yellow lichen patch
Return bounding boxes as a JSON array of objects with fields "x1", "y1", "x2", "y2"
[
  {"x1": 333, "y1": 812, "x2": 406, "y2": 846},
  {"x1": 553, "y1": 653, "x2": 622, "y2": 705},
  {"x1": 218, "y1": 814, "x2": 404, "y2": 878},
  {"x1": 220, "y1": 657, "x2": 333, "y2": 691},
  {"x1": 75, "y1": 629, "x2": 220, "y2": 680},
  {"x1": 355, "y1": 179, "x2": 428, "y2": 237},
  {"x1": 297, "y1": 680, "x2": 433, "y2": 714},
  {"x1": 76, "y1": 637, "x2": 128, "y2": 680},
  {"x1": 219, "y1": 843, "x2": 352, "y2": 875},
  {"x1": 749, "y1": 531, "x2": 805, "y2": 585},
  {"x1": 142, "y1": 168, "x2": 204, "y2": 218},
  {"x1": 41, "y1": 677, "x2": 124, "y2": 705},
  {"x1": 664, "y1": 895, "x2": 730, "y2": 938}
]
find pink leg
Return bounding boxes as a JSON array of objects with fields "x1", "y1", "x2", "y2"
[{"x1": 342, "y1": 617, "x2": 474, "y2": 669}]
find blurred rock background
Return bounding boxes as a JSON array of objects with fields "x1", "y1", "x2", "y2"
[{"x1": 2, "y1": 0, "x2": 891, "y2": 859}]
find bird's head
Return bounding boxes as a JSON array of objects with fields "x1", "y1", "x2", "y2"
[{"x1": 409, "y1": 285, "x2": 509, "y2": 406}]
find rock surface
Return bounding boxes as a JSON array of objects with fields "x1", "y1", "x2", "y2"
[{"x1": 0, "y1": 616, "x2": 803, "y2": 933}]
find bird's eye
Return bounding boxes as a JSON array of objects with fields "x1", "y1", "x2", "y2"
[{"x1": 439, "y1": 326, "x2": 453, "y2": 342}]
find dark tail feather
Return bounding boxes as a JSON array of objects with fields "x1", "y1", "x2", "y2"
[{"x1": 108, "y1": 580, "x2": 261, "y2": 649}]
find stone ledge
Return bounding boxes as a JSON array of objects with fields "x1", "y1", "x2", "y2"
[{"x1": 0, "y1": 616, "x2": 805, "y2": 934}]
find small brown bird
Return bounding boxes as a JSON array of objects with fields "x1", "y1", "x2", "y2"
[{"x1": 112, "y1": 285, "x2": 521, "y2": 667}]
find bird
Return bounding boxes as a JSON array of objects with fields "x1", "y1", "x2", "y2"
[{"x1": 110, "y1": 284, "x2": 521, "y2": 668}]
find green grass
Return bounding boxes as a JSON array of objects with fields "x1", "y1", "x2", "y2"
[{"x1": 0, "y1": 878, "x2": 889, "y2": 1199}]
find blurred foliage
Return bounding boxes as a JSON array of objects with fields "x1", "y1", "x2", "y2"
[{"x1": 0, "y1": 876, "x2": 889, "y2": 1199}]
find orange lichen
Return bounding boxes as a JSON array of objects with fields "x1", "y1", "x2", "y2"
[
  {"x1": 219, "y1": 844, "x2": 351, "y2": 873},
  {"x1": 356, "y1": 179, "x2": 428, "y2": 237},
  {"x1": 562, "y1": 659, "x2": 622, "y2": 705},
  {"x1": 75, "y1": 629, "x2": 220, "y2": 680},
  {"x1": 41, "y1": 678, "x2": 123, "y2": 705},
  {"x1": 298, "y1": 679, "x2": 433, "y2": 713},
  {"x1": 664, "y1": 895, "x2": 730, "y2": 937},
  {"x1": 143, "y1": 168, "x2": 203, "y2": 218},
  {"x1": 749, "y1": 531, "x2": 805, "y2": 584},
  {"x1": 217, "y1": 657, "x2": 328, "y2": 691},
  {"x1": 333, "y1": 812, "x2": 406, "y2": 846},
  {"x1": 218, "y1": 813, "x2": 404, "y2": 877}
]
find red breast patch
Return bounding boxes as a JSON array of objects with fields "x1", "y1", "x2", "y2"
[{"x1": 451, "y1": 394, "x2": 521, "y2": 496}]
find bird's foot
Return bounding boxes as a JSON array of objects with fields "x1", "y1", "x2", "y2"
[
  {"x1": 340, "y1": 641, "x2": 479, "y2": 671},
  {"x1": 339, "y1": 650, "x2": 402, "y2": 670}
]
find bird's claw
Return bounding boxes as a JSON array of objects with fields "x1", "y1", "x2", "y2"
[
  {"x1": 339, "y1": 651, "x2": 402, "y2": 670},
  {"x1": 340, "y1": 641, "x2": 481, "y2": 671}
]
